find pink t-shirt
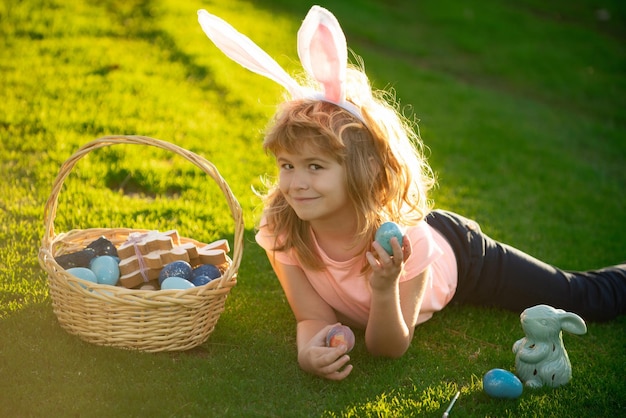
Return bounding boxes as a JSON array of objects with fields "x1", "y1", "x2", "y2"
[{"x1": 255, "y1": 219, "x2": 458, "y2": 326}]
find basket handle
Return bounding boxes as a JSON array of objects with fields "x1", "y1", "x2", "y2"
[{"x1": 41, "y1": 135, "x2": 244, "y2": 287}]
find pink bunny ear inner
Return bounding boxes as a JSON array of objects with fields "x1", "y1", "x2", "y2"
[
  {"x1": 298, "y1": 6, "x2": 347, "y2": 103},
  {"x1": 309, "y1": 24, "x2": 343, "y2": 103}
]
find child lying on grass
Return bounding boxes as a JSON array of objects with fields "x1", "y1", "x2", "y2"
[{"x1": 198, "y1": 6, "x2": 625, "y2": 380}]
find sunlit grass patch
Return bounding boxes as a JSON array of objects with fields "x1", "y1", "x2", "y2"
[{"x1": 1, "y1": 0, "x2": 624, "y2": 416}]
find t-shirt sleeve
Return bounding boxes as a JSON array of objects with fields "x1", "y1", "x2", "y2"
[
  {"x1": 400, "y1": 221, "x2": 444, "y2": 282},
  {"x1": 255, "y1": 222, "x2": 299, "y2": 266}
]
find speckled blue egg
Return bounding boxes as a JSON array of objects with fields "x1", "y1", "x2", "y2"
[
  {"x1": 159, "y1": 261, "x2": 192, "y2": 285},
  {"x1": 160, "y1": 276, "x2": 196, "y2": 290},
  {"x1": 55, "y1": 248, "x2": 96, "y2": 269},
  {"x1": 483, "y1": 368, "x2": 523, "y2": 399},
  {"x1": 67, "y1": 267, "x2": 98, "y2": 284},
  {"x1": 90, "y1": 256, "x2": 120, "y2": 286},
  {"x1": 192, "y1": 264, "x2": 221, "y2": 281},
  {"x1": 87, "y1": 236, "x2": 119, "y2": 258},
  {"x1": 375, "y1": 222, "x2": 404, "y2": 255},
  {"x1": 190, "y1": 275, "x2": 214, "y2": 286}
]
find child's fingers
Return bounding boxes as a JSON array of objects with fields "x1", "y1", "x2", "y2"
[
  {"x1": 389, "y1": 236, "x2": 404, "y2": 260},
  {"x1": 318, "y1": 347, "x2": 352, "y2": 380},
  {"x1": 371, "y1": 238, "x2": 406, "y2": 262},
  {"x1": 324, "y1": 362, "x2": 353, "y2": 381},
  {"x1": 318, "y1": 345, "x2": 347, "y2": 365},
  {"x1": 365, "y1": 250, "x2": 380, "y2": 268},
  {"x1": 369, "y1": 241, "x2": 395, "y2": 266}
]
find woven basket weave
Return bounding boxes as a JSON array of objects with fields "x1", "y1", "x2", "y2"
[{"x1": 38, "y1": 135, "x2": 243, "y2": 352}]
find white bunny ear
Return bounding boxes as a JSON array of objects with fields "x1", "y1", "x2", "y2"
[
  {"x1": 197, "y1": 9, "x2": 302, "y2": 98},
  {"x1": 297, "y1": 5, "x2": 347, "y2": 103},
  {"x1": 197, "y1": 7, "x2": 367, "y2": 125}
]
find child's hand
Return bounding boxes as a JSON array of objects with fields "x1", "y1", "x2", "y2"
[
  {"x1": 366, "y1": 235, "x2": 412, "y2": 292},
  {"x1": 297, "y1": 324, "x2": 353, "y2": 381}
]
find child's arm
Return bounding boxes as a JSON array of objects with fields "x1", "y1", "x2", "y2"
[
  {"x1": 365, "y1": 236, "x2": 428, "y2": 357},
  {"x1": 266, "y1": 253, "x2": 353, "y2": 380}
]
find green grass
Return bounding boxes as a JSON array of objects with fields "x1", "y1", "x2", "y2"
[{"x1": 1, "y1": 0, "x2": 625, "y2": 416}]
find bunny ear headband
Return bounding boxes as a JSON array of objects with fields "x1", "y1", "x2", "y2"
[{"x1": 197, "y1": 5, "x2": 366, "y2": 124}]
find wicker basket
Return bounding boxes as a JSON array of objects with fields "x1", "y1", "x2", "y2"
[{"x1": 38, "y1": 135, "x2": 243, "y2": 352}]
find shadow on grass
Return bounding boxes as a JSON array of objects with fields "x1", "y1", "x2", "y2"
[{"x1": 95, "y1": 0, "x2": 228, "y2": 98}]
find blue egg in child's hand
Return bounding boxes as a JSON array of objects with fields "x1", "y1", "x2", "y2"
[
  {"x1": 375, "y1": 222, "x2": 404, "y2": 255},
  {"x1": 483, "y1": 368, "x2": 523, "y2": 399}
]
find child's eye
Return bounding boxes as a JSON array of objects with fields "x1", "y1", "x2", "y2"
[
  {"x1": 309, "y1": 164, "x2": 323, "y2": 170},
  {"x1": 280, "y1": 163, "x2": 293, "y2": 170}
]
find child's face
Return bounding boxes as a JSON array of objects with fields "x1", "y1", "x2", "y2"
[{"x1": 276, "y1": 146, "x2": 353, "y2": 225}]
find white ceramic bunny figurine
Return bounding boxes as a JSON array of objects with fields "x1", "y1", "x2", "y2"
[{"x1": 512, "y1": 304, "x2": 587, "y2": 388}]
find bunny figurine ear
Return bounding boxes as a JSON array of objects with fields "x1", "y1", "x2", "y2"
[
  {"x1": 297, "y1": 6, "x2": 347, "y2": 104},
  {"x1": 197, "y1": 9, "x2": 302, "y2": 98}
]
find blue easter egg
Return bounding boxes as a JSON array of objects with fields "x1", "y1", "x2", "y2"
[
  {"x1": 190, "y1": 275, "x2": 214, "y2": 286},
  {"x1": 160, "y1": 277, "x2": 196, "y2": 290},
  {"x1": 87, "y1": 236, "x2": 119, "y2": 258},
  {"x1": 159, "y1": 261, "x2": 193, "y2": 285},
  {"x1": 192, "y1": 264, "x2": 221, "y2": 281},
  {"x1": 90, "y1": 255, "x2": 120, "y2": 286},
  {"x1": 67, "y1": 267, "x2": 98, "y2": 287},
  {"x1": 483, "y1": 368, "x2": 523, "y2": 399},
  {"x1": 55, "y1": 248, "x2": 96, "y2": 269},
  {"x1": 375, "y1": 222, "x2": 404, "y2": 255}
]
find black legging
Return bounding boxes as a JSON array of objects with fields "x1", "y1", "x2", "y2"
[{"x1": 425, "y1": 210, "x2": 626, "y2": 322}]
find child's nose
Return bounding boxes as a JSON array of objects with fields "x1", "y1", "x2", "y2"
[{"x1": 290, "y1": 170, "x2": 309, "y2": 190}]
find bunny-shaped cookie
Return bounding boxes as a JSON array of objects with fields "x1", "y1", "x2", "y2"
[{"x1": 512, "y1": 304, "x2": 587, "y2": 388}]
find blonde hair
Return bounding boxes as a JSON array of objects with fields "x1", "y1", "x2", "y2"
[{"x1": 259, "y1": 66, "x2": 435, "y2": 270}]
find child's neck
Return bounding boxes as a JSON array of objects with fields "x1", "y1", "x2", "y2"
[{"x1": 310, "y1": 219, "x2": 364, "y2": 262}]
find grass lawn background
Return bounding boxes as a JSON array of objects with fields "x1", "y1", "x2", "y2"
[{"x1": 1, "y1": 0, "x2": 625, "y2": 416}]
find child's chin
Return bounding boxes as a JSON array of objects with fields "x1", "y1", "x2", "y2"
[{"x1": 290, "y1": 208, "x2": 317, "y2": 221}]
